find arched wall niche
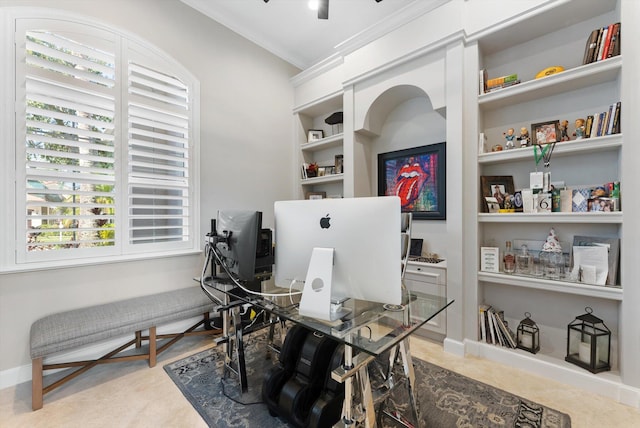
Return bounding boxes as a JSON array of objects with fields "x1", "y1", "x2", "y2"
[{"x1": 353, "y1": 52, "x2": 446, "y2": 137}]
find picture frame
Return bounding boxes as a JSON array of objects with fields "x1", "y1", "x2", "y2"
[
  {"x1": 334, "y1": 154, "x2": 344, "y2": 174},
  {"x1": 480, "y1": 175, "x2": 515, "y2": 213},
  {"x1": 307, "y1": 129, "x2": 324, "y2": 143},
  {"x1": 377, "y1": 142, "x2": 446, "y2": 220},
  {"x1": 531, "y1": 120, "x2": 560, "y2": 145},
  {"x1": 480, "y1": 247, "x2": 500, "y2": 272},
  {"x1": 571, "y1": 235, "x2": 620, "y2": 286},
  {"x1": 305, "y1": 191, "x2": 326, "y2": 200}
]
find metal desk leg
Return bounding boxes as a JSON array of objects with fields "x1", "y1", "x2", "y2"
[
  {"x1": 341, "y1": 345, "x2": 355, "y2": 426},
  {"x1": 399, "y1": 339, "x2": 421, "y2": 427},
  {"x1": 231, "y1": 308, "x2": 248, "y2": 392}
]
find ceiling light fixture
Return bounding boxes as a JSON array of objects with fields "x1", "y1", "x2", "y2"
[{"x1": 317, "y1": 0, "x2": 329, "y2": 20}]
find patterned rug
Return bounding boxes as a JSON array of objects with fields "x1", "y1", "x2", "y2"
[{"x1": 164, "y1": 332, "x2": 571, "y2": 428}]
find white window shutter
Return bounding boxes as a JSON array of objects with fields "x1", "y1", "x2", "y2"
[
  {"x1": 23, "y1": 29, "x2": 117, "y2": 258},
  {"x1": 127, "y1": 62, "x2": 191, "y2": 246}
]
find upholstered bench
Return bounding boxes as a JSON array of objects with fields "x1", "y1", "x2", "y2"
[{"x1": 30, "y1": 286, "x2": 220, "y2": 410}]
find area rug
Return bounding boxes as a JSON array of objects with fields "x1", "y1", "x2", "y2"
[{"x1": 164, "y1": 333, "x2": 571, "y2": 428}]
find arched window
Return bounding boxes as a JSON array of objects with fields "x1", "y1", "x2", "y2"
[{"x1": 3, "y1": 14, "x2": 200, "y2": 269}]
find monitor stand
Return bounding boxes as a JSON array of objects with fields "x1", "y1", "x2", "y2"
[{"x1": 298, "y1": 247, "x2": 351, "y2": 322}]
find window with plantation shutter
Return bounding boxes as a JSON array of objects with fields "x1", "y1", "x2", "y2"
[
  {"x1": 127, "y1": 63, "x2": 190, "y2": 246},
  {"x1": 23, "y1": 29, "x2": 117, "y2": 256},
  {"x1": 8, "y1": 17, "x2": 199, "y2": 268}
]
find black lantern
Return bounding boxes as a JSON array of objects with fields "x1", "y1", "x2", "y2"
[
  {"x1": 565, "y1": 307, "x2": 611, "y2": 373},
  {"x1": 516, "y1": 312, "x2": 540, "y2": 354}
]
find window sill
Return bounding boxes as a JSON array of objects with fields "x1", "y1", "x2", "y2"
[{"x1": 0, "y1": 249, "x2": 203, "y2": 275}]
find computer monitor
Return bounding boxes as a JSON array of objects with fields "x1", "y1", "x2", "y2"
[
  {"x1": 274, "y1": 196, "x2": 401, "y2": 321},
  {"x1": 212, "y1": 210, "x2": 273, "y2": 291}
]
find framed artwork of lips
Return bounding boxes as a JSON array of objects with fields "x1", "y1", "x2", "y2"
[{"x1": 377, "y1": 142, "x2": 446, "y2": 220}]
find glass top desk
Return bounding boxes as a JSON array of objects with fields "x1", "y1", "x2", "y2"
[{"x1": 201, "y1": 277, "x2": 453, "y2": 427}]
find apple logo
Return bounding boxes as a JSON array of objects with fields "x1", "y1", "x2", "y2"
[{"x1": 319, "y1": 214, "x2": 331, "y2": 229}]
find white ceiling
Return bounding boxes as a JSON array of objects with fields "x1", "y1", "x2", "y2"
[{"x1": 181, "y1": 0, "x2": 445, "y2": 70}]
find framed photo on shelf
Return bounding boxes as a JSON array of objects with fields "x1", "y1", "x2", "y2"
[
  {"x1": 480, "y1": 247, "x2": 500, "y2": 272},
  {"x1": 334, "y1": 154, "x2": 344, "y2": 174},
  {"x1": 305, "y1": 191, "x2": 326, "y2": 200},
  {"x1": 307, "y1": 129, "x2": 324, "y2": 143},
  {"x1": 480, "y1": 175, "x2": 515, "y2": 213},
  {"x1": 377, "y1": 142, "x2": 446, "y2": 220},
  {"x1": 531, "y1": 120, "x2": 560, "y2": 145},
  {"x1": 571, "y1": 235, "x2": 620, "y2": 286}
]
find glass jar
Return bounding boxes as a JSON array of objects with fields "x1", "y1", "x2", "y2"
[
  {"x1": 516, "y1": 244, "x2": 532, "y2": 275},
  {"x1": 542, "y1": 251, "x2": 563, "y2": 280}
]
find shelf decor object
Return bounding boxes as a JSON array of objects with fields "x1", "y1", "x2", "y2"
[
  {"x1": 516, "y1": 312, "x2": 540, "y2": 354},
  {"x1": 565, "y1": 307, "x2": 611, "y2": 374}
]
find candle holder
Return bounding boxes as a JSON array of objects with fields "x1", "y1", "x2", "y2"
[
  {"x1": 565, "y1": 307, "x2": 611, "y2": 373},
  {"x1": 516, "y1": 312, "x2": 540, "y2": 354}
]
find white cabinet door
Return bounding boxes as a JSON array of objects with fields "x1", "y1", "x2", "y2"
[{"x1": 404, "y1": 262, "x2": 447, "y2": 337}]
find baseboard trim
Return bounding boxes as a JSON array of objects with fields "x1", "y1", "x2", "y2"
[{"x1": 465, "y1": 340, "x2": 640, "y2": 409}]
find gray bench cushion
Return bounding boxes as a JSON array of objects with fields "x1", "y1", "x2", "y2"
[{"x1": 30, "y1": 287, "x2": 213, "y2": 359}]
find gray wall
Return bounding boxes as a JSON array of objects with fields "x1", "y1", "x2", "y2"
[{"x1": 0, "y1": 0, "x2": 299, "y2": 378}]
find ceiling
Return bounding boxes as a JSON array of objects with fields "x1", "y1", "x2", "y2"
[{"x1": 180, "y1": 0, "x2": 445, "y2": 70}]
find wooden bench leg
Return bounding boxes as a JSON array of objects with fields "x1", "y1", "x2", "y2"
[
  {"x1": 149, "y1": 326, "x2": 157, "y2": 367},
  {"x1": 32, "y1": 357, "x2": 43, "y2": 411},
  {"x1": 135, "y1": 330, "x2": 142, "y2": 348}
]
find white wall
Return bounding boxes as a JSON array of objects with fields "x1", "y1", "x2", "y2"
[
  {"x1": 370, "y1": 97, "x2": 448, "y2": 257},
  {"x1": 0, "y1": 0, "x2": 299, "y2": 384}
]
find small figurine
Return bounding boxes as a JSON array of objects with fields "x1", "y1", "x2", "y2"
[
  {"x1": 542, "y1": 227, "x2": 562, "y2": 253},
  {"x1": 491, "y1": 144, "x2": 503, "y2": 152},
  {"x1": 503, "y1": 128, "x2": 516, "y2": 149},
  {"x1": 559, "y1": 119, "x2": 570, "y2": 141},
  {"x1": 517, "y1": 127, "x2": 530, "y2": 147},
  {"x1": 573, "y1": 118, "x2": 585, "y2": 139}
]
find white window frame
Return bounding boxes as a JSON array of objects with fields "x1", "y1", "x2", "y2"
[{"x1": 0, "y1": 9, "x2": 200, "y2": 273}]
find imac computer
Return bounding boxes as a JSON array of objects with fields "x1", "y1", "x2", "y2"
[
  {"x1": 274, "y1": 196, "x2": 401, "y2": 321},
  {"x1": 209, "y1": 210, "x2": 273, "y2": 292}
]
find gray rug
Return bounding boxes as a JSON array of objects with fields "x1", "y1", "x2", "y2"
[{"x1": 164, "y1": 332, "x2": 571, "y2": 428}]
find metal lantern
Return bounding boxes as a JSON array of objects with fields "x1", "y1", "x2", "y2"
[
  {"x1": 565, "y1": 307, "x2": 611, "y2": 373},
  {"x1": 516, "y1": 312, "x2": 540, "y2": 354}
]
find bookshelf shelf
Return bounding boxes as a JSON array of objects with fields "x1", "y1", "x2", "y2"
[
  {"x1": 300, "y1": 173, "x2": 344, "y2": 186},
  {"x1": 478, "y1": 271, "x2": 622, "y2": 301},
  {"x1": 301, "y1": 133, "x2": 343, "y2": 152},
  {"x1": 478, "y1": 212, "x2": 622, "y2": 224},
  {"x1": 478, "y1": 134, "x2": 622, "y2": 165},
  {"x1": 479, "y1": 56, "x2": 621, "y2": 111}
]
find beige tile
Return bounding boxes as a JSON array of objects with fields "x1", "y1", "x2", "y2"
[{"x1": 1, "y1": 335, "x2": 639, "y2": 427}]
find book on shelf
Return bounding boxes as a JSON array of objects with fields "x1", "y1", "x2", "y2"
[
  {"x1": 478, "y1": 304, "x2": 491, "y2": 343},
  {"x1": 486, "y1": 73, "x2": 518, "y2": 89},
  {"x1": 479, "y1": 69, "x2": 488, "y2": 94},
  {"x1": 479, "y1": 71, "x2": 521, "y2": 94},
  {"x1": 582, "y1": 23, "x2": 620, "y2": 65},
  {"x1": 584, "y1": 102, "x2": 621, "y2": 138},
  {"x1": 485, "y1": 80, "x2": 521, "y2": 93},
  {"x1": 479, "y1": 305, "x2": 518, "y2": 348},
  {"x1": 493, "y1": 309, "x2": 518, "y2": 349}
]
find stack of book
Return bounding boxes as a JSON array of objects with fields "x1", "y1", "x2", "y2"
[
  {"x1": 582, "y1": 22, "x2": 620, "y2": 65},
  {"x1": 478, "y1": 304, "x2": 518, "y2": 348},
  {"x1": 584, "y1": 101, "x2": 621, "y2": 138},
  {"x1": 479, "y1": 70, "x2": 520, "y2": 94}
]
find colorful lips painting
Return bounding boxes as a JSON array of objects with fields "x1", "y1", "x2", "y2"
[
  {"x1": 379, "y1": 143, "x2": 445, "y2": 219},
  {"x1": 394, "y1": 159, "x2": 430, "y2": 208}
]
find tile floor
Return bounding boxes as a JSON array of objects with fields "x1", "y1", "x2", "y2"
[{"x1": 1, "y1": 334, "x2": 639, "y2": 427}]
